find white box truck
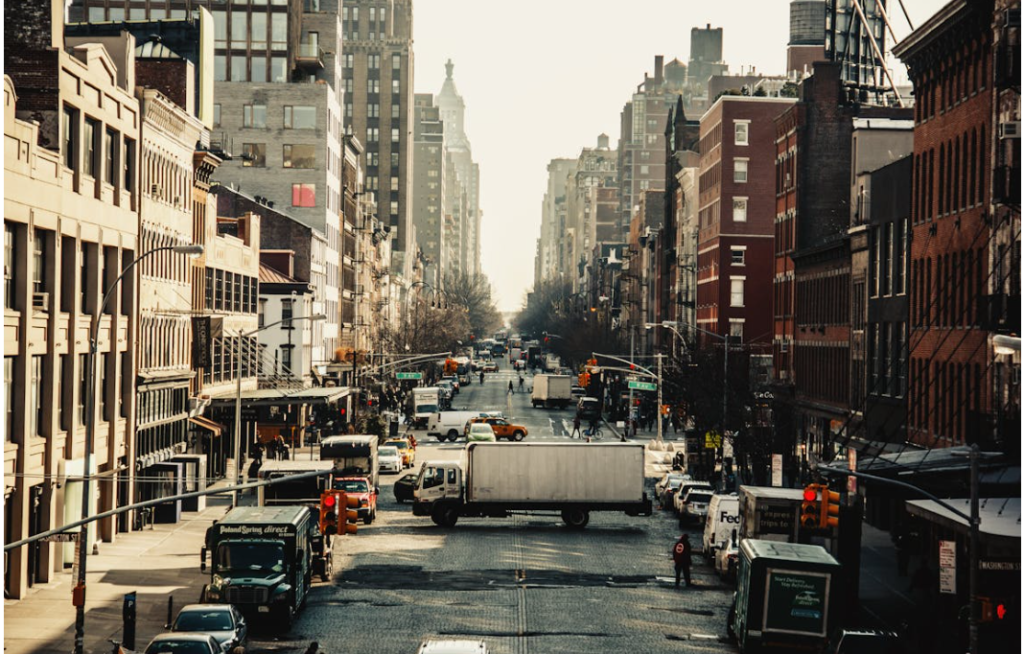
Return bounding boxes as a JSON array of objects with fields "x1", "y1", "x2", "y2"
[
  {"x1": 410, "y1": 387, "x2": 441, "y2": 428},
  {"x1": 531, "y1": 374, "x2": 573, "y2": 409},
  {"x1": 412, "y1": 442, "x2": 653, "y2": 528}
]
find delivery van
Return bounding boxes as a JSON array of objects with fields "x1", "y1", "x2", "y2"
[{"x1": 702, "y1": 493, "x2": 741, "y2": 557}]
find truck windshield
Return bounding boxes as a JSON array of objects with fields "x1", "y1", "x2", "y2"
[
  {"x1": 215, "y1": 542, "x2": 286, "y2": 575},
  {"x1": 418, "y1": 466, "x2": 444, "y2": 489},
  {"x1": 333, "y1": 479, "x2": 369, "y2": 493},
  {"x1": 416, "y1": 404, "x2": 438, "y2": 414}
]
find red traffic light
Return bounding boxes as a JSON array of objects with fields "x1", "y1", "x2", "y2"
[
  {"x1": 997, "y1": 603, "x2": 1007, "y2": 620},
  {"x1": 339, "y1": 407, "x2": 346, "y2": 416},
  {"x1": 803, "y1": 488, "x2": 818, "y2": 502},
  {"x1": 323, "y1": 494, "x2": 336, "y2": 507}
]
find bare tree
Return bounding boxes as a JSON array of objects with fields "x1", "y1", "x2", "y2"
[{"x1": 441, "y1": 271, "x2": 503, "y2": 340}]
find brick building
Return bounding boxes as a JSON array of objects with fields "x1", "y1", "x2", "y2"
[
  {"x1": 772, "y1": 61, "x2": 911, "y2": 465},
  {"x1": 893, "y1": 0, "x2": 1010, "y2": 451},
  {"x1": 697, "y1": 96, "x2": 795, "y2": 353}
]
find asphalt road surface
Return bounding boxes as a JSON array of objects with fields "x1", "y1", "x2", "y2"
[{"x1": 247, "y1": 370, "x2": 737, "y2": 653}]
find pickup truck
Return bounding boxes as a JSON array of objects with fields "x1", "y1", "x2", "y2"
[{"x1": 331, "y1": 476, "x2": 379, "y2": 525}]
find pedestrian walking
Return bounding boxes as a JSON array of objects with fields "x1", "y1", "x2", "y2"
[
  {"x1": 508, "y1": 380, "x2": 515, "y2": 394},
  {"x1": 672, "y1": 533, "x2": 693, "y2": 588},
  {"x1": 571, "y1": 415, "x2": 582, "y2": 439},
  {"x1": 304, "y1": 642, "x2": 325, "y2": 654},
  {"x1": 518, "y1": 375, "x2": 525, "y2": 391}
]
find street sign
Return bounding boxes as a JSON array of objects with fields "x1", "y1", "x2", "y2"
[
  {"x1": 395, "y1": 372, "x2": 423, "y2": 380},
  {"x1": 41, "y1": 532, "x2": 79, "y2": 543},
  {"x1": 771, "y1": 454, "x2": 783, "y2": 487},
  {"x1": 939, "y1": 540, "x2": 956, "y2": 595},
  {"x1": 628, "y1": 380, "x2": 657, "y2": 391},
  {"x1": 704, "y1": 430, "x2": 722, "y2": 449}
]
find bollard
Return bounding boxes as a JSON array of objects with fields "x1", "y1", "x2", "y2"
[
  {"x1": 167, "y1": 595, "x2": 174, "y2": 630},
  {"x1": 122, "y1": 591, "x2": 137, "y2": 650}
]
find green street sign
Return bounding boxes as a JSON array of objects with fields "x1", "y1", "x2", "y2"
[
  {"x1": 628, "y1": 380, "x2": 657, "y2": 391},
  {"x1": 396, "y1": 372, "x2": 423, "y2": 380}
]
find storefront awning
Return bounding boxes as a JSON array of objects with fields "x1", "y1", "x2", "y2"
[
  {"x1": 207, "y1": 386, "x2": 351, "y2": 408},
  {"x1": 188, "y1": 416, "x2": 225, "y2": 436},
  {"x1": 906, "y1": 497, "x2": 1021, "y2": 542}
]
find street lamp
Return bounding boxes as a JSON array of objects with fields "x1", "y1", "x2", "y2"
[
  {"x1": 74, "y1": 243, "x2": 203, "y2": 654},
  {"x1": 648, "y1": 320, "x2": 730, "y2": 488},
  {"x1": 232, "y1": 313, "x2": 327, "y2": 507}
]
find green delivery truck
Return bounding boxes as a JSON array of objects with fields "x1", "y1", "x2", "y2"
[
  {"x1": 728, "y1": 539, "x2": 841, "y2": 654},
  {"x1": 201, "y1": 505, "x2": 322, "y2": 629}
]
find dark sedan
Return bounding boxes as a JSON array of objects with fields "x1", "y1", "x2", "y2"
[{"x1": 394, "y1": 473, "x2": 417, "y2": 503}]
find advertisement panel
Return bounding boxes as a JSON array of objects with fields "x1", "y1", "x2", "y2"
[{"x1": 762, "y1": 569, "x2": 830, "y2": 636}]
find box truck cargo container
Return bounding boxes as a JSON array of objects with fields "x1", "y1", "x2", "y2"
[
  {"x1": 412, "y1": 442, "x2": 652, "y2": 528},
  {"x1": 531, "y1": 374, "x2": 573, "y2": 409}
]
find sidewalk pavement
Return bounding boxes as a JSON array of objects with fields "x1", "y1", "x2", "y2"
[{"x1": 3, "y1": 483, "x2": 234, "y2": 654}]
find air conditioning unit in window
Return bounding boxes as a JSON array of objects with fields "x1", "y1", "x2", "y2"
[{"x1": 32, "y1": 292, "x2": 49, "y2": 310}]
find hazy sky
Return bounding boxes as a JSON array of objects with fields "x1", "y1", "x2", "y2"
[{"x1": 413, "y1": 0, "x2": 948, "y2": 312}]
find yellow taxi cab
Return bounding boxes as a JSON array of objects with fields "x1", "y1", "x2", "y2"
[
  {"x1": 383, "y1": 437, "x2": 416, "y2": 468},
  {"x1": 464, "y1": 416, "x2": 528, "y2": 442}
]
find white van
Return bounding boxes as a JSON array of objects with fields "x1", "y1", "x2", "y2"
[
  {"x1": 427, "y1": 411, "x2": 484, "y2": 442},
  {"x1": 702, "y1": 492, "x2": 741, "y2": 557}
]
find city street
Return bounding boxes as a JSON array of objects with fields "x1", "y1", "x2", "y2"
[{"x1": 245, "y1": 370, "x2": 737, "y2": 653}]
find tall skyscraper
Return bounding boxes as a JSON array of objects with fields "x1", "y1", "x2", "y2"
[
  {"x1": 435, "y1": 60, "x2": 482, "y2": 277},
  {"x1": 341, "y1": 0, "x2": 415, "y2": 275},
  {"x1": 412, "y1": 93, "x2": 447, "y2": 287}
]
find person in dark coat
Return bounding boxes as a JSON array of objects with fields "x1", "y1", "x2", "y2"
[
  {"x1": 672, "y1": 533, "x2": 693, "y2": 588},
  {"x1": 508, "y1": 380, "x2": 515, "y2": 394},
  {"x1": 571, "y1": 415, "x2": 582, "y2": 439}
]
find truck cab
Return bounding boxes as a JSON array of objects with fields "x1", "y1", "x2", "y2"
[
  {"x1": 412, "y1": 461, "x2": 463, "y2": 525},
  {"x1": 201, "y1": 506, "x2": 320, "y2": 629}
]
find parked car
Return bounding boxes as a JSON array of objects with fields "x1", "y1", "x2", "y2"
[
  {"x1": 167, "y1": 604, "x2": 246, "y2": 652},
  {"x1": 442, "y1": 375, "x2": 460, "y2": 394},
  {"x1": 482, "y1": 361, "x2": 499, "y2": 373},
  {"x1": 659, "y1": 477, "x2": 687, "y2": 508},
  {"x1": 673, "y1": 481, "x2": 715, "y2": 514},
  {"x1": 383, "y1": 437, "x2": 416, "y2": 468},
  {"x1": 394, "y1": 473, "x2": 417, "y2": 503},
  {"x1": 655, "y1": 472, "x2": 690, "y2": 499},
  {"x1": 332, "y1": 476, "x2": 379, "y2": 524},
  {"x1": 678, "y1": 488, "x2": 715, "y2": 524},
  {"x1": 144, "y1": 633, "x2": 223, "y2": 654},
  {"x1": 379, "y1": 446, "x2": 403, "y2": 474},
  {"x1": 831, "y1": 629, "x2": 903, "y2": 654},
  {"x1": 417, "y1": 640, "x2": 488, "y2": 654},
  {"x1": 465, "y1": 416, "x2": 528, "y2": 441},
  {"x1": 714, "y1": 537, "x2": 740, "y2": 581},
  {"x1": 466, "y1": 423, "x2": 497, "y2": 442}
]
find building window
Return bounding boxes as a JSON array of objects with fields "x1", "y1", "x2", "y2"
[
  {"x1": 730, "y1": 277, "x2": 745, "y2": 307},
  {"x1": 368, "y1": 54, "x2": 380, "y2": 69},
  {"x1": 214, "y1": 55, "x2": 227, "y2": 81},
  {"x1": 391, "y1": 128, "x2": 400, "y2": 142},
  {"x1": 392, "y1": 54, "x2": 401, "y2": 70},
  {"x1": 5, "y1": 357, "x2": 14, "y2": 441},
  {"x1": 242, "y1": 143, "x2": 266, "y2": 167},
  {"x1": 32, "y1": 229, "x2": 46, "y2": 297},
  {"x1": 734, "y1": 121, "x2": 749, "y2": 145},
  {"x1": 292, "y1": 184, "x2": 316, "y2": 207},
  {"x1": 283, "y1": 144, "x2": 316, "y2": 168},
  {"x1": 251, "y1": 12, "x2": 267, "y2": 49},
  {"x1": 231, "y1": 56, "x2": 247, "y2": 82},
  {"x1": 367, "y1": 79, "x2": 380, "y2": 93},
  {"x1": 78, "y1": 353, "x2": 88, "y2": 426},
  {"x1": 124, "y1": 139, "x2": 136, "y2": 193},
  {"x1": 62, "y1": 106, "x2": 78, "y2": 171},
  {"x1": 83, "y1": 118, "x2": 99, "y2": 178},
  {"x1": 730, "y1": 247, "x2": 746, "y2": 266},
  {"x1": 392, "y1": 78, "x2": 400, "y2": 93},
  {"x1": 732, "y1": 197, "x2": 748, "y2": 222},
  {"x1": 30, "y1": 355, "x2": 43, "y2": 437},
  {"x1": 271, "y1": 13, "x2": 287, "y2": 50},
  {"x1": 281, "y1": 298, "x2": 294, "y2": 329},
  {"x1": 213, "y1": 104, "x2": 221, "y2": 127},
  {"x1": 284, "y1": 106, "x2": 316, "y2": 129},
  {"x1": 280, "y1": 345, "x2": 292, "y2": 372},
  {"x1": 251, "y1": 55, "x2": 268, "y2": 82},
  {"x1": 213, "y1": 10, "x2": 227, "y2": 47},
  {"x1": 258, "y1": 299, "x2": 266, "y2": 328},
  {"x1": 243, "y1": 104, "x2": 267, "y2": 128},
  {"x1": 4, "y1": 224, "x2": 15, "y2": 310},
  {"x1": 231, "y1": 11, "x2": 247, "y2": 46},
  {"x1": 734, "y1": 159, "x2": 748, "y2": 183},
  {"x1": 270, "y1": 56, "x2": 287, "y2": 82},
  {"x1": 729, "y1": 321, "x2": 744, "y2": 340}
]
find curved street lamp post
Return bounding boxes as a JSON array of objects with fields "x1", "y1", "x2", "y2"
[
  {"x1": 232, "y1": 313, "x2": 327, "y2": 507},
  {"x1": 74, "y1": 244, "x2": 204, "y2": 654}
]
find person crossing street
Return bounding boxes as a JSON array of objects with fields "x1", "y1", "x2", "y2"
[{"x1": 508, "y1": 380, "x2": 515, "y2": 394}]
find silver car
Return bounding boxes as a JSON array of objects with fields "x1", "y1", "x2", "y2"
[
  {"x1": 167, "y1": 604, "x2": 247, "y2": 651},
  {"x1": 145, "y1": 632, "x2": 224, "y2": 654}
]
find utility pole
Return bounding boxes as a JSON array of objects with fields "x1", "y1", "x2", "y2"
[
  {"x1": 721, "y1": 334, "x2": 729, "y2": 488},
  {"x1": 656, "y1": 353, "x2": 663, "y2": 444},
  {"x1": 968, "y1": 444, "x2": 979, "y2": 654},
  {"x1": 628, "y1": 328, "x2": 634, "y2": 436}
]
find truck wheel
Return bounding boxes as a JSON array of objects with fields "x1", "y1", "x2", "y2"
[
  {"x1": 513, "y1": 431, "x2": 525, "y2": 442},
  {"x1": 364, "y1": 509, "x2": 375, "y2": 525},
  {"x1": 441, "y1": 507, "x2": 459, "y2": 528},
  {"x1": 561, "y1": 508, "x2": 589, "y2": 529},
  {"x1": 447, "y1": 429, "x2": 459, "y2": 442}
]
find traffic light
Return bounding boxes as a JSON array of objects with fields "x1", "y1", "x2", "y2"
[
  {"x1": 800, "y1": 484, "x2": 822, "y2": 528},
  {"x1": 339, "y1": 493, "x2": 360, "y2": 535},
  {"x1": 319, "y1": 491, "x2": 339, "y2": 536},
  {"x1": 980, "y1": 597, "x2": 1012, "y2": 623},
  {"x1": 820, "y1": 486, "x2": 841, "y2": 528}
]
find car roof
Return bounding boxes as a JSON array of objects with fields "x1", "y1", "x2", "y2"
[
  {"x1": 149, "y1": 632, "x2": 216, "y2": 642},
  {"x1": 177, "y1": 604, "x2": 233, "y2": 612},
  {"x1": 418, "y1": 640, "x2": 487, "y2": 654}
]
